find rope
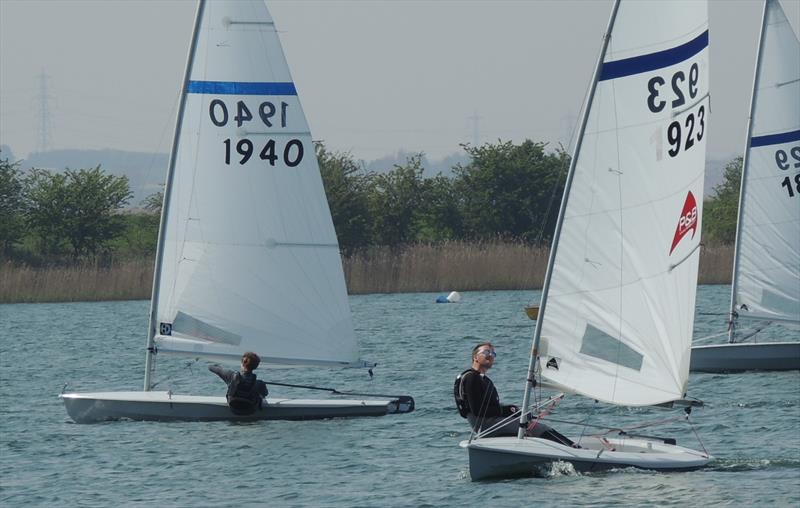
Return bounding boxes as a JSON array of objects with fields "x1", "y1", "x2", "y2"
[
  {"x1": 473, "y1": 394, "x2": 563, "y2": 440},
  {"x1": 526, "y1": 394, "x2": 562, "y2": 434},
  {"x1": 577, "y1": 400, "x2": 599, "y2": 445}
]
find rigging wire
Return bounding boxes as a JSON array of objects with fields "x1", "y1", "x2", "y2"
[
  {"x1": 259, "y1": 379, "x2": 411, "y2": 402},
  {"x1": 151, "y1": 358, "x2": 199, "y2": 389}
]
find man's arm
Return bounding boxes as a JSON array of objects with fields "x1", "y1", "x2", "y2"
[
  {"x1": 208, "y1": 364, "x2": 235, "y2": 384},
  {"x1": 257, "y1": 380, "x2": 268, "y2": 397}
]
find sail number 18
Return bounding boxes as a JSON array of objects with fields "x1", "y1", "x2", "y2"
[{"x1": 776, "y1": 146, "x2": 800, "y2": 198}]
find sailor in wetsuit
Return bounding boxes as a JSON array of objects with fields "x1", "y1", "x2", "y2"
[
  {"x1": 459, "y1": 342, "x2": 575, "y2": 445},
  {"x1": 209, "y1": 351, "x2": 268, "y2": 415}
]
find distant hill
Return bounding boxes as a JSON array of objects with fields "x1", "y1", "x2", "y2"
[
  {"x1": 0, "y1": 145, "x2": 16, "y2": 161},
  {"x1": 363, "y1": 150, "x2": 468, "y2": 177},
  {"x1": 18, "y1": 149, "x2": 168, "y2": 207}
]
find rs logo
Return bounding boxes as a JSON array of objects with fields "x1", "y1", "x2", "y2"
[{"x1": 669, "y1": 191, "x2": 698, "y2": 255}]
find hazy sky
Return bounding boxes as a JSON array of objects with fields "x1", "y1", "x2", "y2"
[{"x1": 1, "y1": 0, "x2": 799, "y2": 163}]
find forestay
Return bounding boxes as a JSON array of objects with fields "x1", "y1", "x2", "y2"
[
  {"x1": 731, "y1": 0, "x2": 800, "y2": 327},
  {"x1": 153, "y1": 0, "x2": 365, "y2": 368},
  {"x1": 537, "y1": 1, "x2": 709, "y2": 406}
]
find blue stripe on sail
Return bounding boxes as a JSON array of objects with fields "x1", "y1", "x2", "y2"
[
  {"x1": 186, "y1": 81, "x2": 297, "y2": 95},
  {"x1": 751, "y1": 129, "x2": 800, "y2": 147},
  {"x1": 599, "y1": 30, "x2": 709, "y2": 81}
]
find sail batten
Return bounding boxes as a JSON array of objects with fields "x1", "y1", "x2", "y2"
[{"x1": 536, "y1": 1, "x2": 709, "y2": 406}]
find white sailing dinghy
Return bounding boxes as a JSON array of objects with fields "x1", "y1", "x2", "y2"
[
  {"x1": 690, "y1": 0, "x2": 800, "y2": 373},
  {"x1": 461, "y1": 0, "x2": 712, "y2": 480},
  {"x1": 61, "y1": 0, "x2": 413, "y2": 423}
]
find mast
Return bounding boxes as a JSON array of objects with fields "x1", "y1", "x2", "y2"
[
  {"x1": 517, "y1": 0, "x2": 622, "y2": 439},
  {"x1": 727, "y1": 0, "x2": 769, "y2": 344},
  {"x1": 143, "y1": 0, "x2": 207, "y2": 391}
]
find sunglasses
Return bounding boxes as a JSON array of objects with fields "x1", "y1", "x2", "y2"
[{"x1": 478, "y1": 349, "x2": 497, "y2": 358}]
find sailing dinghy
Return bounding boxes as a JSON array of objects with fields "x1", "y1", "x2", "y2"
[
  {"x1": 690, "y1": 0, "x2": 799, "y2": 372},
  {"x1": 61, "y1": 0, "x2": 414, "y2": 423},
  {"x1": 461, "y1": 0, "x2": 713, "y2": 480}
]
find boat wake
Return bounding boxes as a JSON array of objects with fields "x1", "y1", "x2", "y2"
[
  {"x1": 533, "y1": 460, "x2": 580, "y2": 478},
  {"x1": 709, "y1": 458, "x2": 800, "y2": 472}
]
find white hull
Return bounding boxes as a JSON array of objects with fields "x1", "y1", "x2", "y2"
[
  {"x1": 61, "y1": 391, "x2": 413, "y2": 423},
  {"x1": 461, "y1": 436, "x2": 712, "y2": 481},
  {"x1": 690, "y1": 341, "x2": 800, "y2": 372}
]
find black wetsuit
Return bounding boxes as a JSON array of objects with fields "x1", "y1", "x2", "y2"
[
  {"x1": 461, "y1": 369, "x2": 517, "y2": 434},
  {"x1": 209, "y1": 364, "x2": 268, "y2": 401},
  {"x1": 461, "y1": 368, "x2": 575, "y2": 446}
]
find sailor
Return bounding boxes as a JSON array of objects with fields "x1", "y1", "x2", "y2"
[
  {"x1": 209, "y1": 351, "x2": 269, "y2": 415},
  {"x1": 455, "y1": 342, "x2": 575, "y2": 445}
]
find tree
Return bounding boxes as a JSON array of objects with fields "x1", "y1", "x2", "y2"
[
  {"x1": 0, "y1": 155, "x2": 25, "y2": 255},
  {"x1": 414, "y1": 174, "x2": 462, "y2": 242},
  {"x1": 24, "y1": 166, "x2": 133, "y2": 258},
  {"x1": 703, "y1": 157, "x2": 742, "y2": 244},
  {"x1": 454, "y1": 140, "x2": 568, "y2": 243},
  {"x1": 316, "y1": 144, "x2": 373, "y2": 253},
  {"x1": 141, "y1": 190, "x2": 163, "y2": 216},
  {"x1": 367, "y1": 154, "x2": 426, "y2": 246}
]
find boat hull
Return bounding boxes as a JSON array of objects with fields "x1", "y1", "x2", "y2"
[
  {"x1": 61, "y1": 391, "x2": 413, "y2": 423},
  {"x1": 461, "y1": 436, "x2": 712, "y2": 481},
  {"x1": 690, "y1": 342, "x2": 800, "y2": 372}
]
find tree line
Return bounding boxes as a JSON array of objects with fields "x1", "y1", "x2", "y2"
[{"x1": 0, "y1": 144, "x2": 741, "y2": 266}]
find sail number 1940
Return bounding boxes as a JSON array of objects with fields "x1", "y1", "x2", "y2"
[{"x1": 208, "y1": 98, "x2": 305, "y2": 168}]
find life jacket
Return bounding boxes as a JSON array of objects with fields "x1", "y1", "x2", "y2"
[
  {"x1": 453, "y1": 369, "x2": 475, "y2": 418},
  {"x1": 226, "y1": 372, "x2": 263, "y2": 416}
]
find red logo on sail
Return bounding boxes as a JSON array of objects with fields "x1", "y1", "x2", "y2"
[{"x1": 669, "y1": 191, "x2": 698, "y2": 255}]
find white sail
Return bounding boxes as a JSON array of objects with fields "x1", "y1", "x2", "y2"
[
  {"x1": 153, "y1": 0, "x2": 364, "y2": 368},
  {"x1": 731, "y1": 0, "x2": 800, "y2": 327},
  {"x1": 537, "y1": 1, "x2": 709, "y2": 406}
]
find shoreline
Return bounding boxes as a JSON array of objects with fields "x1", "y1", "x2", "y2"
[{"x1": 0, "y1": 242, "x2": 733, "y2": 304}]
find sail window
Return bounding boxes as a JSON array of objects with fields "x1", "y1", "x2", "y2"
[
  {"x1": 579, "y1": 324, "x2": 643, "y2": 371},
  {"x1": 172, "y1": 311, "x2": 242, "y2": 346}
]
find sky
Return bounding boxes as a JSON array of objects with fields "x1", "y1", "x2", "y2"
[{"x1": 1, "y1": 0, "x2": 799, "y2": 164}]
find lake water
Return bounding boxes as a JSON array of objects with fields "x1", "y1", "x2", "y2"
[{"x1": 1, "y1": 286, "x2": 798, "y2": 507}]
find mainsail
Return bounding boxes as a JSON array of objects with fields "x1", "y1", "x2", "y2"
[
  {"x1": 535, "y1": 1, "x2": 709, "y2": 406},
  {"x1": 730, "y1": 0, "x2": 800, "y2": 328},
  {"x1": 151, "y1": 0, "x2": 364, "y2": 368}
]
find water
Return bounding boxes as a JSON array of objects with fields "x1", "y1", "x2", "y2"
[{"x1": 1, "y1": 286, "x2": 798, "y2": 507}]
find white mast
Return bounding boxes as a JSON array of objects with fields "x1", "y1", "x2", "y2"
[
  {"x1": 143, "y1": 0, "x2": 207, "y2": 390},
  {"x1": 727, "y1": 0, "x2": 770, "y2": 344},
  {"x1": 517, "y1": 0, "x2": 622, "y2": 438}
]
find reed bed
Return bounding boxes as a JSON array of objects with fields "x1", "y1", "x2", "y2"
[
  {"x1": 0, "y1": 259, "x2": 154, "y2": 304},
  {"x1": 0, "y1": 243, "x2": 734, "y2": 303},
  {"x1": 343, "y1": 241, "x2": 550, "y2": 294},
  {"x1": 698, "y1": 243, "x2": 735, "y2": 285}
]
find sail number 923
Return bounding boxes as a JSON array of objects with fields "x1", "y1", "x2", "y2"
[{"x1": 647, "y1": 62, "x2": 705, "y2": 158}]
